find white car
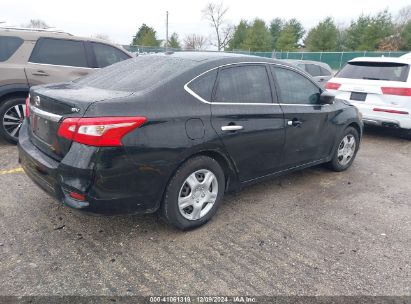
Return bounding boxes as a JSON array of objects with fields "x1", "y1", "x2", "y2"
[{"x1": 325, "y1": 57, "x2": 411, "y2": 135}]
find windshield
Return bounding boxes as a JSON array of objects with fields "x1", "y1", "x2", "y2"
[
  {"x1": 336, "y1": 61, "x2": 409, "y2": 82},
  {"x1": 76, "y1": 55, "x2": 197, "y2": 92}
]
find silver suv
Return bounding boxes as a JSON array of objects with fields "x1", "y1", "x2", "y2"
[{"x1": 0, "y1": 27, "x2": 132, "y2": 143}]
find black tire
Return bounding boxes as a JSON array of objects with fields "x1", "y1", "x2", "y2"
[
  {"x1": 0, "y1": 96, "x2": 26, "y2": 144},
  {"x1": 328, "y1": 126, "x2": 360, "y2": 172},
  {"x1": 160, "y1": 155, "x2": 225, "y2": 230},
  {"x1": 401, "y1": 128, "x2": 411, "y2": 140}
]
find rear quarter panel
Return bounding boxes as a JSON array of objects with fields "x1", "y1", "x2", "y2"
[{"x1": 83, "y1": 74, "x2": 230, "y2": 207}]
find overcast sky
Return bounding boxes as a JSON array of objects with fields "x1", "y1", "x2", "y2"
[{"x1": 1, "y1": 0, "x2": 407, "y2": 46}]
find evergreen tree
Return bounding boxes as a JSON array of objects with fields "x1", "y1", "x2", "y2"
[
  {"x1": 346, "y1": 10, "x2": 394, "y2": 50},
  {"x1": 228, "y1": 20, "x2": 249, "y2": 50},
  {"x1": 276, "y1": 24, "x2": 298, "y2": 50},
  {"x1": 305, "y1": 17, "x2": 338, "y2": 51},
  {"x1": 269, "y1": 18, "x2": 284, "y2": 49},
  {"x1": 242, "y1": 19, "x2": 272, "y2": 51},
  {"x1": 401, "y1": 21, "x2": 411, "y2": 50},
  {"x1": 168, "y1": 33, "x2": 181, "y2": 49},
  {"x1": 131, "y1": 24, "x2": 159, "y2": 47}
]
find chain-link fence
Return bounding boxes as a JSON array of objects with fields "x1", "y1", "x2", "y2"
[{"x1": 124, "y1": 45, "x2": 409, "y2": 71}]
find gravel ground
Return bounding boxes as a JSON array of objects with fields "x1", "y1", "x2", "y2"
[{"x1": 0, "y1": 126, "x2": 410, "y2": 296}]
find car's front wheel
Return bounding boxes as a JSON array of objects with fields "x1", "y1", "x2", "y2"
[
  {"x1": 328, "y1": 126, "x2": 360, "y2": 172},
  {"x1": 0, "y1": 97, "x2": 27, "y2": 144},
  {"x1": 160, "y1": 155, "x2": 225, "y2": 230}
]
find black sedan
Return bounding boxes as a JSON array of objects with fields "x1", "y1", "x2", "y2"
[{"x1": 18, "y1": 52, "x2": 362, "y2": 230}]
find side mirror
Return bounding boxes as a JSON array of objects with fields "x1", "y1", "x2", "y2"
[{"x1": 319, "y1": 91, "x2": 335, "y2": 104}]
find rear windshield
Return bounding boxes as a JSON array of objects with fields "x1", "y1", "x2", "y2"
[
  {"x1": 0, "y1": 36, "x2": 23, "y2": 62},
  {"x1": 336, "y1": 61, "x2": 409, "y2": 82},
  {"x1": 76, "y1": 55, "x2": 197, "y2": 92}
]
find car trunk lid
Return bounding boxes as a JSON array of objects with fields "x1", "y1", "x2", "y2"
[
  {"x1": 330, "y1": 78, "x2": 411, "y2": 108},
  {"x1": 329, "y1": 60, "x2": 411, "y2": 106},
  {"x1": 28, "y1": 82, "x2": 132, "y2": 160}
]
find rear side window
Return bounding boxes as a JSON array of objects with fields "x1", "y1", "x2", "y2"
[
  {"x1": 76, "y1": 55, "x2": 198, "y2": 92},
  {"x1": 214, "y1": 65, "x2": 272, "y2": 103},
  {"x1": 30, "y1": 38, "x2": 88, "y2": 67},
  {"x1": 337, "y1": 62, "x2": 409, "y2": 82},
  {"x1": 320, "y1": 66, "x2": 331, "y2": 76},
  {"x1": 187, "y1": 69, "x2": 217, "y2": 101},
  {"x1": 0, "y1": 36, "x2": 23, "y2": 62},
  {"x1": 91, "y1": 42, "x2": 130, "y2": 68},
  {"x1": 272, "y1": 66, "x2": 320, "y2": 105},
  {"x1": 306, "y1": 64, "x2": 322, "y2": 77}
]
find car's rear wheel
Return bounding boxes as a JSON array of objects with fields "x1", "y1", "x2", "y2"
[
  {"x1": 0, "y1": 97, "x2": 27, "y2": 144},
  {"x1": 160, "y1": 155, "x2": 225, "y2": 230},
  {"x1": 328, "y1": 126, "x2": 359, "y2": 172}
]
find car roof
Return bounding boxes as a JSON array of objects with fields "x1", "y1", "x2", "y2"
[
  {"x1": 154, "y1": 51, "x2": 291, "y2": 67},
  {"x1": 74, "y1": 52, "x2": 313, "y2": 93},
  {"x1": 0, "y1": 27, "x2": 116, "y2": 44},
  {"x1": 349, "y1": 56, "x2": 411, "y2": 65}
]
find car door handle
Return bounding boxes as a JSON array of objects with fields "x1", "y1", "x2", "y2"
[
  {"x1": 221, "y1": 125, "x2": 243, "y2": 131},
  {"x1": 32, "y1": 70, "x2": 49, "y2": 76},
  {"x1": 287, "y1": 119, "x2": 302, "y2": 127}
]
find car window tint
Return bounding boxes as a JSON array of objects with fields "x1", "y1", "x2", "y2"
[
  {"x1": 306, "y1": 64, "x2": 322, "y2": 77},
  {"x1": 91, "y1": 42, "x2": 130, "y2": 68},
  {"x1": 0, "y1": 36, "x2": 23, "y2": 62},
  {"x1": 296, "y1": 63, "x2": 306, "y2": 71},
  {"x1": 30, "y1": 38, "x2": 88, "y2": 67},
  {"x1": 337, "y1": 62, "x2": 409, "y2": 82},
  {"x1": 272, "y1": 67, "x2": 320, "y2": 105},
  {"x1": 214, "y1": 65, "x2": 272, "y2": 103},
  {"x1": 320, "y1": 66, "x2": 331, "y2": 76},
  {"x1": 187, "y1": 69, "x2": 217, "y2": 101}
]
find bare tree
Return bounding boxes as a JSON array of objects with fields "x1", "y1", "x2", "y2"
[
  {"x1": 183, "y1": 34, "x2": 208, "y2": 50},
  {"x1": 202, "y1": 2, "x2": 233, "y2": 51},
  {"x1": 396, "y1": 5, "x2": 411, "y2": 28},
  {"x1": 23, "y1": 19, "x2": 50, "y2": 29}
]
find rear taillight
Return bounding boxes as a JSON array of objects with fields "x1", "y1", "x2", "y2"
[
  {"x1": 381, "y1": 87, "x2": 411, "y2": 96},
  {"x1": 325, "y1": 82, "x2": 341, "y2": 90},
  {"x1": 25, "y1": 95, "x2": 30, "y2": 117},
  {"x1": 69, "y1": 191, "x2": 86, "y2": 201},
  {"x1": 58, "y1": 116, "x2": 147, "y2": 147},
  {"x1": 373, "y1": 108, "x2": 409, "y2": 115}
]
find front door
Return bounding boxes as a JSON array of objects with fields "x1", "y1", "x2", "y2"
[
  {"x1": 211, "y1": 64, "x2": 285, "y2": 182},
  {"x1": 270, "y1": 65, "x2": 337, "y2": 167}
]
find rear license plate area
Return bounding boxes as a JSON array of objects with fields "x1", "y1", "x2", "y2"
[
  {"x1": 30, "y1": 114, "x2": 57, "y2": 144},
  {"x1": 350, "y1": 92, "x2": 367, "y2": 101}
]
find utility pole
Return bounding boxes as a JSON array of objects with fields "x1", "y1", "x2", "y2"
[{"x1": 165, "y1": 11, "x2": 169, "y2": 52}]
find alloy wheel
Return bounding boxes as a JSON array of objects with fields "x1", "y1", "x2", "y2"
[{"x1": 3, "y1": 103, "x2": 26, "y2": 140}]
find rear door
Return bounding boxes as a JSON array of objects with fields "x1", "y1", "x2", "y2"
[
  {"x1": 25, "y1": 38, "x2": 92, "y2": 86},
  {"x1": 211, "y1": 63, "x2": 285, "y2": 182},
  {"x1": 271, "y1": 65, "x2": 337, "y2": 167}
]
